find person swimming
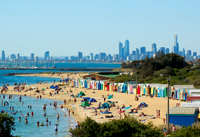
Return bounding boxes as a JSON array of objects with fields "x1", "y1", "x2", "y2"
[
  {"x1": 27, "y1": 112, "x2": 29, "y2": 116},
  {"x1": 31, "y1": 111, "x2": 34, "y2": 116},
  {"x1": 25, "y1": 119, "x2": 28, "y2": 124},
  {"x1": 46, "y1": 118, "x2": 48, "y2": 125},
  {"x1": 44, "y1": 112, "x2": 47, "y2": 116},
  {"x1": 37, "y1": 121, "x2": 40, "y2": 126},
  {"x1": 19, "y1": 117, "x2": 21, "y2": 121}
]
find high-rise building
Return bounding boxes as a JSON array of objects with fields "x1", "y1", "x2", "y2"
[
  {"x1": 165, "y1": 48, "x2": 170, "y2": 54},
  {"x1": 193, "y1": 52, "x2": 197, "y2": 57},
  {"x1": 152, "y1": 43, "x2": 157, "y2": 54},
  {"x1": 90, "y1": 53, "x2": 93, "y2": 60},
  {"x1": 94, "y1": 54, "x2": 99, "y2": 60},
  {"x1": 35, "y1": 56, "x2": 39, "y2": 62},
  {"x1": 31, "y1": 53, "x2": 34, "y2": 61},
  {"x1": 119, "y1": 42, "x2": 123, "y2": 59},
  {"x1": 140, "y1": 47, "x2": 146, "y2": 56},
  {"x1": 159, "y1": 47, "x2": 165, "y2": 54},
  {"x1": 44, "y1": 51, "x2": 50, "y2": 61},
  {"x1": 124, "y1": 40, "x2": 129, "y2": 60},
  {"x1": 132, "y1": 51, "x2": 136, "y2": 56},
  {"x1": 100, "y1": 52, "x2": 106, "y2": 60},
  {"x1": 174, "y1": 34, "x2": 179, "y2": 54},
  {"x1": 183, "y1": 48, "x2": 185, "y2": 57},
  {"x1": 187, "y1": 50, "x2": 191, "y2": 56},
  {"x1": 9, "y1": 54, "x2": 16, "y2": 61},
  {"x1": 136, "y1": 48, "x2": 139, "y2": 60},
  {"x1": 78, "y1": 52, "x2": 83, "y2": 60},
  {"x1": 2, "y1": 50, "x2": 5, "y2": 61},
  {"x1": 16, "y1": 53, "x2": 20, "y2": 60},
  {"x1": 146, "y1": 51, "x2": 151, "y2": 58}
]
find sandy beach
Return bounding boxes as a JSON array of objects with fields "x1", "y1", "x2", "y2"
[{"x1": 2, "y1": 72, "x2": 183, "y2": 126}]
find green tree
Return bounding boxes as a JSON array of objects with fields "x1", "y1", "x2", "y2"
[{"x1": 0, "y1": 113, "x2": 15, "y2": 137}]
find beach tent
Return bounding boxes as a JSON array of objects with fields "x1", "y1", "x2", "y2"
[
  {"x1": 102, "y1": 103, "x2": 110, "y2": 109},
  {"x1": 108, "y1": 95, "x2": 113, "y2": 99},
  {"x1": 101, "y1": 110, "x2": 112, "y2": 114},
  {"x1": 138, "y1": 102, "x2": 148, "y2": 108},
  {"x1": 89, "y1": 98, "x2": 97, "y2": 102},
  {"x1": 81, "y1": 101, "x2": 90, "y2": 107},
  {"x1": 81, "y1": 97, "x2": 90, "y2": 102},
  {"x1": 79, "y1": 91, "x2": 85, "y2": 96}
]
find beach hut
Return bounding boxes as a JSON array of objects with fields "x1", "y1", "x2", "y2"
[
  {"x1": 81, "y1": 101, "x2": 90, "y2": 107},
  {"x1": 166, "y1": 107, "x2": 198, "y2": 127}
]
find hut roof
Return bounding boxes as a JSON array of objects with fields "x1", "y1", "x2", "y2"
[
  {"x1": 174, "y1": 85, "x2": 194, "y2": 89},
  {"x1": 167, "y1": 107, "x2": 197, "y2": 114}
]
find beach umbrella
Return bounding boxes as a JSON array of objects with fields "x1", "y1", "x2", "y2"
[
  {"x1": 124, "y1": 107, "x2": 131, "y2": 110},
  {"x1": 108, "y1": 95, "x2": 113, "y2": 99},
  {"x1": 102, "y1": 103, "x2": 110, "y2": 109},
  {"x1": 81, "y1": 101, "x2": 90, "y2": 107},
  {"x1": 101, "y1": 110, "x2": 112, "y2": 114},
  {"x1": 41, "y1": 88, "x2": 45, "y2": 91}
]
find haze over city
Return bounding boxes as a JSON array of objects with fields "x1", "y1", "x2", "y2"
[{"x1": 0, "y1": 0, "x2": 199, "y2": 57}]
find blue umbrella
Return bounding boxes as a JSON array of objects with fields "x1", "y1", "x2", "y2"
[{"x1": 124, "y1": 107, "x2": 131, "y2": 110}]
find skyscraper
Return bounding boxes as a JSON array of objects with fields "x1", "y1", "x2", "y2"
[
  {"x1": 152, "y1": 43, "x2": 157, "y2": 54},
  {"x1": 2, "y1": 50, "x2": 5, "y2": 61},
  {"x1": 31, "y1": 53, "x2": 34, "y2": 61},
  {"x1": 136, "y1": 48, "x2": 139, "y2": 60},
  {"x1": 124, "y1": 40, "x2": 129, "y2": 60},
  {"x1": 165, "y1": 48, "x2": 170, "y2": 54},
  {"x1": 44, "y1": 51, "x2": 50, "y2": 61},
  {"x1": 119, "y1": 42, "x2": 123, "y2": 59},
  {"x1": 90, "y1": 53, "x2": 93, "y2": 60},
  {"x1": 187, "y1": 50, "x2": 191, "y2": 56},
  {"x1": 159, "y1": 47, "x2": 165, "y2": 54},
  {"x1": 16, "y1": 53, "x2": 20, "y2": 60},
  {"x1": 140, "y1": 47, "x2": 146, "y2": 56},
  {"x1": 78, "y1": 51, "x2": 83, "y2": 60},
  {"x1": 193, "y1": 52, "x2": 197, "y2": 57},
  {"x1": 174, "y1": 34, "x2": 179, "y2": 54},
  {"x1": 182, "y1": 48, "x2": 185, "y2": 57}
]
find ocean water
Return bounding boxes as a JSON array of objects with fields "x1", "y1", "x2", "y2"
[
  {"x1": 0, "y1": 70, "x2": 62, "y2": 86},
  {"x1": 0, "y1": 95, "x2": 74, "y2": 137}
]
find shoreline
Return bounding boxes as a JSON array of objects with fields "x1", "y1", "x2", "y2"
[{"x1": 1, "y1": 72, "x2": 184, "y2": 126}]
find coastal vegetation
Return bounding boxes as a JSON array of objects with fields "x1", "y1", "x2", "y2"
[
  {"x1": 69, "y1": 116, "x2": 200, "y2": 137},
  {"x1": 0, "y1": 113, "x2": 15, "y2": 137},
  {"x1": 112, "y1": 52, "x2": 200, "y2": 88},
  {"x1": 69, "y1": 116, "x2": 163, "y2": 137}
]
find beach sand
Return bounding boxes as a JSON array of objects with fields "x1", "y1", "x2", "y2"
[{"x1": 2, "y1": 72, "x2": 183, "y2": 126}]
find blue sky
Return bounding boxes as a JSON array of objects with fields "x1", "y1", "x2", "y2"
[{"x1": 0, "y1": 0, "x2": 199, "y2": 57}]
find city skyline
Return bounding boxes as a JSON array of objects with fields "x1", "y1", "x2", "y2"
[
  {"x1": 0, "y1": 1, "x2": 199, "y2": 56},
  {"x1": 1, "y1": 34, "x2": 199, "y2": 62}
]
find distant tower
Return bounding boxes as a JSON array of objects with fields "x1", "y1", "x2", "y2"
[
  {"x1": 90, "y1": 53, "x2": 93, "y2": 60},
  {"x1": 124, "y1": 40, "x2": 129, "y2": 60},
  {"x1": 152, "y1": 43, "x2": 157, "y2": 54},
  {"x1": 119, "y1": 42, "x2": 123, "y2": 59},
  {"x1": 44, "y1": 51, "x2": 50, "y2": 61},
  {"x1": 31, "y1": 53, "x2": 34, "y2": 61},
  {"x1": 78, "y1": 51, "x2": 83, "y2": 60},
  {"x1": 165, "y1": 48, "x2": 170, "y2": 54},
  {"x1": 159, "y1": 47, "x2": 165, "y2": 54},
  {"x1": 174, "y1": 34, "x2": 179, "y2": 54},
  {"x1": 2, "y1": 50, "x2": 5, "y2": 61},
  {"x1": 187, "y1": 50, "x2": 191, "y2": 56},
  {"x1": 140, "y1": 47, "x2": 146, "y2": 56}
]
